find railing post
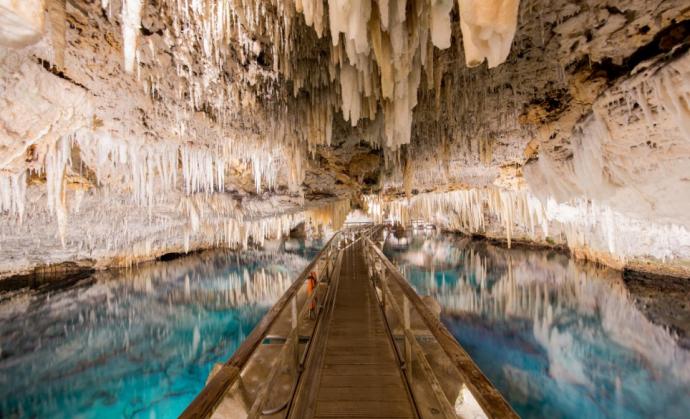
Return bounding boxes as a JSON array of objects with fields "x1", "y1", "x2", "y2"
[
  {"x1": 403, "y1": 295, "x2": 412, "y2": 377},
  {"x1": 291, "y1": 295, "x2": 299, "y2": 373},
  {"x1": 291, "y1": 294, "x2": 298, "y2": 329},
  {"x1": 378, "y1": 258, "x2": 386, "y2": 312}
]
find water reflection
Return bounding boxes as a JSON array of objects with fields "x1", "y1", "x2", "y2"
[
  {"x1": 0, "y1": 249, "x2": 310, "y2": 418},
  {"x1": 385, "y1": 233, "x2": 690, "y2": 419}
]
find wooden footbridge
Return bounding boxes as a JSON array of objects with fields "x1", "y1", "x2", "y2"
[{"x1": 181, "y1": 226, "x2": 517, "y2": 419}]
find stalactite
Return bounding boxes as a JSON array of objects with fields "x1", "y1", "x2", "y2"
[
  {"x1": 47, "y1": 0, "x2": 67, "y2": 69},
  {"x1": 403, "y1": 150, "x2": 414, "y2": 199},
  {"x1": 0, "y1": 171, "x2": 27, "y2": 222},
  {"x1": 457, "y1": 0, "x2": 521, "y2": 68},
  {"x1": 122, "y1": 0, "x2": 143, "y2": 73},
  {"x1": 431, "y1": 0, "x2": 454, "y2": 49},
  {"x1": 524, "y1": 52, "x2": 690, "y2": 231},
  {"x1": 45, "y1": 136, "x2": 71, "y2": 246},
  {"x1": 4, "y1": 0, "x2": 684, "y2": 277},
  {"x1": 0, "y1": 0, "x2": 46, "y2": 48},
  {"x1": 372, "y1": 186, "x2": 690, "y2": 262},
  {"x1": 305, "y1": 199, "x2": 351, "y2": 231}
]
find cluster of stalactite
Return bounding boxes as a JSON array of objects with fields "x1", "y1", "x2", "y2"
[
  {"x1": 114, "y1": 0, "x2": 523, "y2": 158},
  {"x1": 0, "y1": 0, "x2": 523, "y2": 259},
  {"x1": 2, "y1": 0, "x2": 689, "y2": 277},
  {"x1": 368, "y1": 187, "x2": 690, "y2": 264}
]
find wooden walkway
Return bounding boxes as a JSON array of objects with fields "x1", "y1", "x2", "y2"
[
  {"x1": 290, "y1": 242, "x2": 417, "y2": 418},
  {"x1": 182, "y1": 228, "x2": 518, "y2": 419}
]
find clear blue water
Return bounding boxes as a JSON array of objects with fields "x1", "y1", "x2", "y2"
[
  {"x1": 385, "y1": 232, "x2": 690, "y2": 419},
  {"x1": 0, "y1": 250, "x2": 312, "y2": 418}
]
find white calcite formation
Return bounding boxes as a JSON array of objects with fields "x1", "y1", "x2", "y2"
[
  {"x1": 0, "y1": 0, "x2": 689, "y2": 277},
  {"x1": 457, "y1": 0, "x2": 520, "y2": 68},
  {"x1": 0, "y1": 0, "x2": 45, "y2": 48},
  {"x1": 121, "y1": 0, "x2": 143, "y2": 73},
  {"x1": 370, "y1": 187, "x2": 690, "y2": 271},
  {"x1": 525, "y1": 51, "x2": 690, "y2": 227}
]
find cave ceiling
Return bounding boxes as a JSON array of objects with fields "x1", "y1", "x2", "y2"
[{"x1": 1, "y1": 0, "x2": 689, "y2": 276}]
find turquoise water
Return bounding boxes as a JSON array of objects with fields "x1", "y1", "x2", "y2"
[
  {"x1": 0, "y1": 250, "x2": 311, "y2": 418},
  {"x1": 385, "y1": 232, "x2": 690, "y2": 419}
]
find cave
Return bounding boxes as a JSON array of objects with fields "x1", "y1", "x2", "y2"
[{"x1": 0, "y1": 1, "x2": 689, "y2": 418}]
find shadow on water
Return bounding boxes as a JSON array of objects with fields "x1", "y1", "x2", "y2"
[
  {"x1": 385, "y1": 231, "x2": 690, "y2": 419},
  {"x1": 0, "y1": 245, "x2": 318, "y2": 418}
]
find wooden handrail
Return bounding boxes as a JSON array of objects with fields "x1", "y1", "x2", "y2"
[
  {"x1": 258, "y1": 250, "x2": 342, "y2": 416},
  {"x1": 365, "y1": 238, "x2": 519, "y2": 419},
  {"x1": 371, "y1": 260, "x2": 456, "y2": 418},
  {"x1": 180, "y1": 232, "x2": 341, "y2": 419}
]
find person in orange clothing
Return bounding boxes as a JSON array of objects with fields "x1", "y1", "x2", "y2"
[{"x1": 306, "y1": 271, "x2": 317, "y2": 319}]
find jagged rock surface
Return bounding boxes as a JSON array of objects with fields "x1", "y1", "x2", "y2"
[{"x1": 0, "y1": 0, "x2": 689, "y2": 277}]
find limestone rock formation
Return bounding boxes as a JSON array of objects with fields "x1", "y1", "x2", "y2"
[{"x1": 0, "y1": 0, "x2": 689, "y2": 277}]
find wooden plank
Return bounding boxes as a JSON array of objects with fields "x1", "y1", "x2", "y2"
[
  {"x1": 179, "y1": 365, "x2": 240, "y2": 418},
  {"x1": 375, "y1": 272, "x2": 458, "y2": 418},
  {"x1": 319, "y1": 374, "x2": 406, "y2": 388},
  {"x1": 316, "y1": 386, "x2": 409, "y2": 402},
  {"x1": 323, "y1": 354, "x2": 395, "y2": 365},
  {"x1": 185, "y1": 228, "x2": 515, "y2": 419},
  {"x1": 318, "y1": 344, "x2": 390, "y2": 353},
  {"x1": 320, "y1": 364, "x2": 399, "y2": 376},
  {"x1": 302, "y1": 244, "x2": 417, "y2": 418},
  {"x1": 314, "y1": 400, "x2": 414, "y2": 418}
]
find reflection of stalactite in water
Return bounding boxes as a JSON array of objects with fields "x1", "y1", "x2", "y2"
[
  {"x1": 395, "y1": 236, "x2": 690, "y2": 385},
  {"x1": 0, "y1": 248, "x2": 315, "y2": 417},
  {"x1": 76, "y1": 250, "x2": 308, "y2": 314},
  {"x1": 167, "y1": 268, "x2": 292, "y2": 309}
]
